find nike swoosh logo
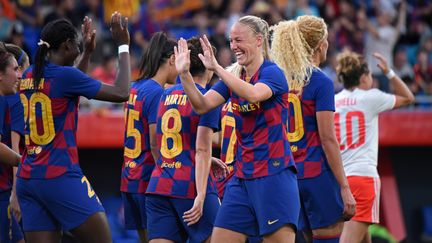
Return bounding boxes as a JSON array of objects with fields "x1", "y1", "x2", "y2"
[{"x1": 267, "y1": 219, "x2": 279, "y2": 225}]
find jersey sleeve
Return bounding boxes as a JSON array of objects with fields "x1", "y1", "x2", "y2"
[
  {"x1": 365, "y1": 89, "x2": 396, "y2": 114},
  {"x1": 199, "y1": 107, "x2": 220, "y2": 131},
  {"x1": 198, "y1": 88, "x2": 221, "y2": 131},
  {"x1": 60, "y1": 67, "x2": 102, "y2": 99},
  {"x1": 211, "y1": 80, "x2": 230, "y2": 101},
  {"x1": 315, "y1": 72, "x2": 335, "y2": 112},
  {"x1": 144, "y1": 86, "x2": 164, "y2": 124},
  {"x1": 6, "y1": 94, "x2": 24, "y2": 135},
  {"x1": 257, "y1": 64, "x2": 288, "y2": 96}
]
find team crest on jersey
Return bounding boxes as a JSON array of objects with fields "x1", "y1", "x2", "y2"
[
  {"x1": 272, "y1": 160, "x2": 281, "y2": 167},
  {"x1": 125, "y1": 160, "x2": 137, "y2": 169},
  {"x1": 27, "y1": 146, "x2": 42, "y2": 155}
]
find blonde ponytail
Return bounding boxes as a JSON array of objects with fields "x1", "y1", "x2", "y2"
[{"x1": 270, "y1": 20, "x2": 313, "y2": 92}]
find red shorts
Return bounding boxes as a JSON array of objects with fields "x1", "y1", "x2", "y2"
[{"x1": 348, "y1": 176, "x2": 380, "y2": 223}]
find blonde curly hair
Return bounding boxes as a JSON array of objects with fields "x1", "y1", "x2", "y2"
[{"x1": 271, "y1": 15, "x2": 328, "y2": 92}]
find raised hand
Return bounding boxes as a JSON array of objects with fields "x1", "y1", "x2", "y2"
[
  {"x1": 373, "y1": 52, "x2": 390, "y2": 75},
  {"x1": 110, "y1": 11, "x2": 130, "y2": 46},
  {"x1": 174, "y1": 38, "x2": 190, "y2": 74},
  {"x1": 81, "y1": 16, "x2": 96, "y2": 54},
  {"x1": 198, "y1": 35, "x2": 219, "y2": 71}
]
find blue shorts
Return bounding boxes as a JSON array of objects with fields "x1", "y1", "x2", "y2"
[
  {"x1": 215, "y1": 168, "x2": 300, "y2": 236},
  {"x1": 16, "y1": 172, "x2": 105, "y2": 231},
  {"x1": 146, "y1": 193, "x2": 220, "y2": 243},
  {"x1": 298, "y1": 169, "x2": 344, "y2": 230},
  {"x1": 122, "y1": 192, "x2": 147, "y2": 230},
  {"x1": 0, "y1": 191, "x2": 24, "y2": 243}
]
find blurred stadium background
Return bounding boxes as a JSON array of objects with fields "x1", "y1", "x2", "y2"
[{"x1": 1, "y1": 0, "x2": 432, "y2": 242}]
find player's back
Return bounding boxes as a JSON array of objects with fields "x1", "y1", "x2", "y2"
[
  {"x1": 335, "y1": 88, "x2": 395, "y2": 177},
  {"x1": 147, "y1": 84, "x2": 219, "y2": 199},
  {"x1": 18, "y1": 63, "x2": 101, "y2": 179},
  {"x1": 121, "y1": 79, "x2": 164, "y2": 193},
  {"x1": 288, "y1": 68, "x2": 334, "y2": 179}
]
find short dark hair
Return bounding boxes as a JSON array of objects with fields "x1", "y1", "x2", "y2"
[{"x1": 187, "y1": 37, "x2": 216, "y2": 76}]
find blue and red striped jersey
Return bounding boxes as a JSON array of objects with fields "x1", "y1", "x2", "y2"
[
  {"x1": 216, "y1": 99, "x2": 236, "y2": 198},
  {"x1": 18, "y1": 63, "x2": 102, "y2": 179},
  {"x1": 146, "y1": 84, "x2": 220, "y2": 199},
  {"x1": 212, "y1": 60, "x2": 296, "y2": 179},
  {"x1": 287, "y1": 68, "x2": 334, "y2": 179},
  {"x1": 0, "y1": 94, "x2": 24, "y2": 192},
  {"x1": 121, "y1": 79, "x2": 164, "y2": 193}
]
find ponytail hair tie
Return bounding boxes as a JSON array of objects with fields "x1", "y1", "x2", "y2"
[{"x1": 37, "y1": 39, "x2": 50, "y2": 48}]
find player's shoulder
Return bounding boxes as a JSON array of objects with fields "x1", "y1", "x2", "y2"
[
  {"x1": 164, "y1": 83, "x2": 183, "y2": 95},
  {"x1": 5, "y1": 93, "x2": 21, "y2": 106},
  {"x1": 310, "y1": 68, "x2": 333, "y2": 84},
  {"x1": 134, "y1": 79, "x2": 163, "y2": 93},
  {"x1": 359, "y1": 88, "x2": 389, "y2": 99},
  {"x1": 261, "y1": 60, "x2": 284, "y2": 75}
]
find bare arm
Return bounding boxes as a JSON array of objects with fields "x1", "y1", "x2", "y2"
[
  {"x1": 374, "y1": 53, "x2": 414, "y2": 108},
  {"x1": 183, "y1": 126, "x2": 213, "y2": 226},
  {"x1": 175, "y1": 38, "x2": 225, "y2": 114},
  {"x1": 199, "y1": 35, "x2": 273, "y2": 103},
  {"x1": 10, "y1": 132, "x2": 21, "y2": 221},
  {"x1": 179, "y1": 72, "x2": 225, "y2": 114},
  {"x1": 93, "y1": 12, "x2": 131, "y2": 102},
  {"x1": 213, "y1": 65, "x2": 273, "y2": 103},
  {"x1": 0, "y1": 143, "x2": 20, "y2": 167},
  {"x1": 149, "y1": 124, "x2": 159, "y2": 162},
  {"x1": 316, "y1": 111, "x2": 356, "y2": 219},
  {"x1": 76, "y1": 16, "x2": 96, "y2": 73},
  {"x1": 395, "y1": 1, "x2": 407, "y2": 37}
]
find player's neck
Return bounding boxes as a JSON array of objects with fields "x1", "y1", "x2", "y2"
[
  {"x1": 244, "y1": 55, "x2": 264, "y2": 78},
  {"x1": 311, "y1": 55, "x2": 321, "y2": 67},
  {"x1": 192, "y1": 75, "x2": 207, "y2": 88},
  {"x1": 152, "y1": 71, "x2": 169, "y2": 87},
  {"x1": 49, "y1": 54, "x2": 68, "y2": 66}
]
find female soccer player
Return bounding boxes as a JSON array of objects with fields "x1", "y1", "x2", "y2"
[
  {"x1": 0, "y1": 43, "x2": 29, "y2": 243},
  {"x1": 0, "y1": 46, "x2": 21, "y2": 167},
  {"x1": 215, "y1": 97, "x2": 236, "y2": 199},
  {"x1": 145, "y1": 37, "x2": 220, "y2": 243},
  {"x1": 336, "y1": 51, "x2": 414, "y2": 243},
  {"x1": 16, "y1": 13, "x2": 130, "y2": 243},
  {"x1": 178, "y1": 15, "x2": 300, "y2": 243},
  {"x1": 271, "y1": 15, "x2": 356, "y2": 243},
  {"x1": 121, "y1": 31, "x2": 177, "y2": 243}
]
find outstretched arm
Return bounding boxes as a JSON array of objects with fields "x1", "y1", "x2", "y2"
[
  {"x1": 199, "y1": 35, "x2": 273, "y2": 103},
  {"x1": 374, "y1": 53, "x2": 414, "y2": 108},
  {"x1": 94, "y1": 12, "x2": 131, "y2": 102},
  {"x1": 76, "y1": 16, "x2": 96, "y2": 73}
]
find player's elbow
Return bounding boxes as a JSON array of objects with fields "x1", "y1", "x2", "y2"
[
  {"x1": 245, "y1": 92, "x2": 261, "y2": 104},
  {"x1": 406, "y1": 94, "x2": 415, "y2": 105}
]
